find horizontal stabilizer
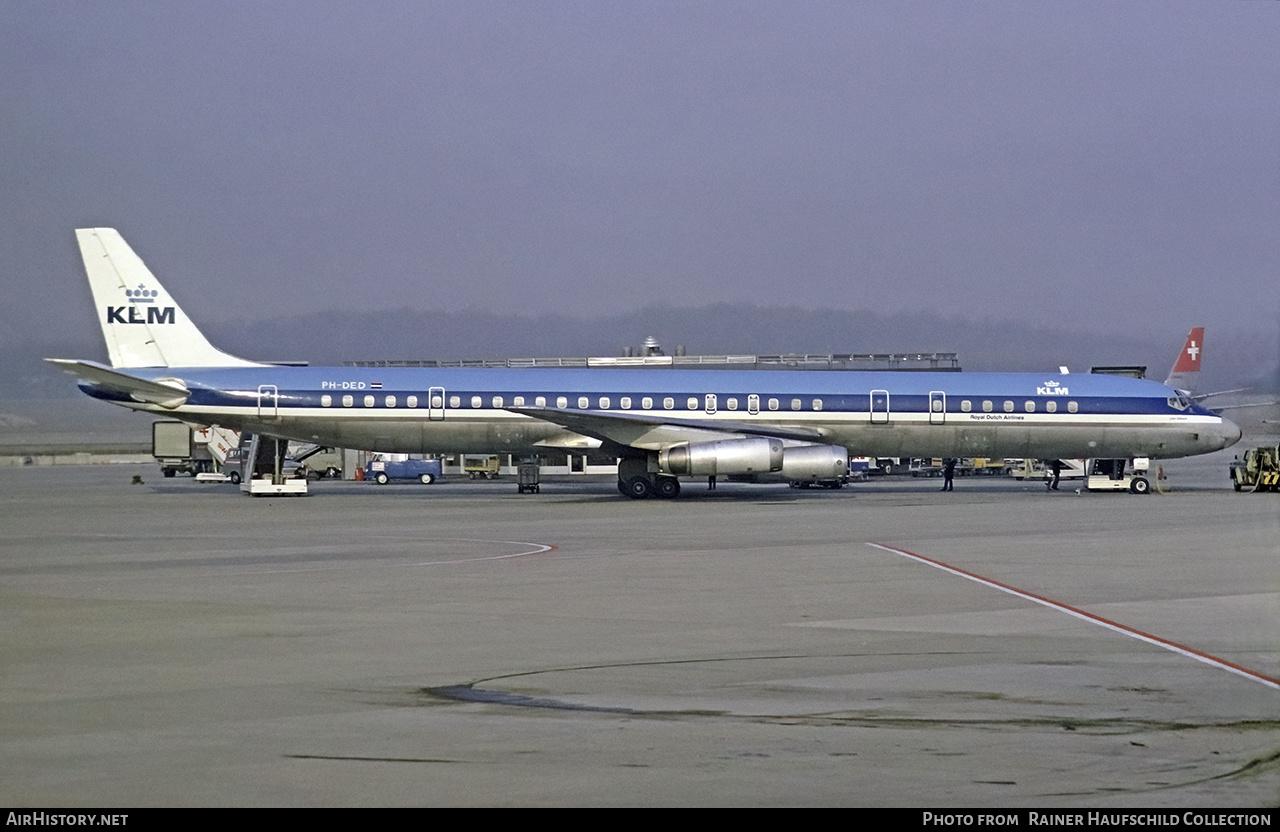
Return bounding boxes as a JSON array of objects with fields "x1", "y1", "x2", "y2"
[{"x1": 45, "y1": 359, "x2": 190, "y2": 408}]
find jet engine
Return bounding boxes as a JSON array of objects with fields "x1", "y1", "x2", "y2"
[
  {"x1": 659, "y1": 437, "x2": 784, "y2": 476},
  {"x1": 781, "y1": 444, "x2": 849, "y2": 481}
]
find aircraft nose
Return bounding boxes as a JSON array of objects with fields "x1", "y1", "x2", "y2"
[{"x1": 1215, "y1": 417, "x2": 1242, "y2": 450}]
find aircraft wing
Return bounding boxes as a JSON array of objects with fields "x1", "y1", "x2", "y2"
[
  {"x1": 507, "y1": 406, "x2": 828, "y2": 451},
  {"x1": 45, "y1": 359, "x2": 191, "y2": 408},
  {"x1": 1209, "y1": 399, "x2": 1279, "y2": 412}
]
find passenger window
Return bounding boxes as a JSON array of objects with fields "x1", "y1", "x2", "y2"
[
  {"x1": 1003, "y1": 401, "x2": 1014, "y2": 412},
  {"x1": 557, "y1": 396, "x2": 568, "y2": 408},
  {"x1": 642, "y1": 397, "x2": 653, "y2": 409},
  {"x1": 321, "y1": 394, "x2": 332, "y2": 408},
  {"x1": 687, "y1": 397, "x2": 698, "y2": 410},
  {"x1": 768, "y1": 398, "x2": 779, "y2": 411},
  {"x1": 471, "y1": 396, "x2": 482, "y2": 408},
  {"x1": 449, "y1": 396, "x2": 460, "y2": 408},
  {"x1": 492, "y1": 396, "x2": 503, "y2": 408},
  {"x1": 663, "y1": 397, "x2": 674, "y2": 410},
  {"x1": 1045, "y1": 401, "x2": 1056, "y2": 413},
  {"x1": 364, "y1": 395, "x2": 375, "y2": 407},
  {"x1": 513, "y1": 396, "x2": 525, "y2": 407},
  {"x1": 599, "y1": 397, "x2": 610, "y2": 409},
  {"x1": 1068, "y1": 401, "x2": 1078, "y2": 413},
  {"x1": 386, "y1": 395, "x2": 396, "y2": 408},
  {"x1": 931, "y1": 399, "x2": 943, "y2": 412},
  {"x1": 727, "y1": 398, "x2": 738, "y2": 411},
  {"x1": 578, "y1": 396, "x2": 589, "y2": 409},
  {"x1": 535, "y1": 396, "x2": 546, "y2": 407},
  {"x1": 960, "y1": 400, "x2": 971, "y2": 412},
  {"x1": 812, "y1": 398, "x2": 823, "y2": 411},
  {"x1": 1025, "y1": 400, "x2": 1035, "y2": 412},
  {"x1": 407, "y1": 395, "x2": 418, "y2": 408},
  {"x1": 791, "y1": 399, "x2": 802, "y2": 411},
  {"x1": 982, "y1": 400, "x2": 992, "y2": 412},
  {"x1": 343, "y1": 395, "x2": 353, "y2": 408},
  {"x1": 620, "y1": 397, "x2": 631, "y2": 409}
]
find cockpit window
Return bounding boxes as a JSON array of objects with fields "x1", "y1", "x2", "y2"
[{"x1": 1168, "y1": 396, "x2": 1191, "y2": 411}]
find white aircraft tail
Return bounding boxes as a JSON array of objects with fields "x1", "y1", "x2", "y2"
[{"x1": 77, "y1": 228, "x2": 260, "y2": 369}]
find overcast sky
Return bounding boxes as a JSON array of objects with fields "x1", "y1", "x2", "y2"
[{"x1": 3, "y1": 1, "x2": 1277, "y2": 353}]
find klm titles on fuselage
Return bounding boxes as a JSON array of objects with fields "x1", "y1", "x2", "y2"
[
  {"x1": 1037, "y1": 381, "x2": 1069, "y2": 395},
  {"x1": 105, "y1": 306, "x2": 175, "y2": 325}
]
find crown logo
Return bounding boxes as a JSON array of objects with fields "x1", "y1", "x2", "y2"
[{"x1": 124, "y1": 283, "x2": 158, "y2": 303}]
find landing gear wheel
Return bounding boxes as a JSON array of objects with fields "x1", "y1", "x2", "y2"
[
  {"x1": 655, "y1": 477, "x2": 681, "y2": 499},
  {"x1": 624, "y1": 476, "x2": 653, "y2": 499}
]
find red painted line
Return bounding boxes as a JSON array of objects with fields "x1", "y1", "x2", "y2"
[{"x1": 866, "y1": 542, "x2": 1280, "y2": 692}]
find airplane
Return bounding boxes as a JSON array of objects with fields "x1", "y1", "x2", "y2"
[
  {"x1": 1163, "y1": 326, "x2": 1275, "y2": 413},
  {"x1": 48, "y1": 229, "x2": 1242, "y2": 498}
]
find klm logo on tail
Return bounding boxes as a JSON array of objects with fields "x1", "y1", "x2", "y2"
[
  {"x1": 106, "y1": 306, "x2": 176, "y2": 324},
  {"x1": 106, "y1": 283, "x2": 175, "y2": 324}
]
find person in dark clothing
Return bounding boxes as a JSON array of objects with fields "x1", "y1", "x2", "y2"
[
  {"x1": 941, "y1": 458, "x2": 956, "y2": 491},
  {"x1": 1048, "y1": 459, "x2": 1062, "y2": 491}
]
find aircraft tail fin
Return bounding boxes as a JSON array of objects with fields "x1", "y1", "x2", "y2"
[
  {"x1": 1163, "y1": 326, "x2": 1204, "y2": 393},
  {"x1": 76, "y1": 228, "x2": 260, "y2": 368}
]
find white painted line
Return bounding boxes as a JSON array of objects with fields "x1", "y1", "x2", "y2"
[
  {"x1": 866, "y1": 542, "x2": 1280, "y2": 692},
  {"x1": 407, "y1": 539, "x2": 556, "y2": 566}
]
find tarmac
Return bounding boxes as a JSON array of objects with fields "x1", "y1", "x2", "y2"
[{"x1": 1, "y1": 444, "x2": 1277, "y2": 807}]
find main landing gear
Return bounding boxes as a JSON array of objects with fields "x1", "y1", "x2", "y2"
[{"x1": 617, "y1": 458, "x2": 681, "y2": 500}]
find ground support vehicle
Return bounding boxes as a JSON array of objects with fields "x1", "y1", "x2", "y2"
[
  {"x1": 910, "y1": 458, "x2": 943, "y2": 477},
  {"x1": 152, "y1": 420, "x2": 216, "y2": 477},
  {"x1": 463, "y1": 454, "x2": 501, "y2": 479},
  {"x1": 1008, "y1": 458, "x2": 1087, "y2": 484},
  {"x1": 874, "y1": 457, "x2": 908, "y2": 475},
  {"x1": 1229, "y1": 445, "x2": 1280, "y2": 492},
  {"x1": 1085, "y1": 457, "x2": 1152, "y2": 494},
  {"x1": 969, "y1": 457, "x2": 1006, "y2": 475},
  {"x1": 367, "y1": 454, "x2": 443, "y2": 485},
  {"x1": 153, "y1": 421, "x2": 242, "y2": 480},
  {"x1": 292, "y1": 445, "x2": 343, "y2": 480},
  {"x1": 517, "y1": 459, "x2": 541, "y2": 493}
]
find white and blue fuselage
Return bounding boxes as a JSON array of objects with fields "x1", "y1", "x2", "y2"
[
  {"x1": 78, "y1": 363, "x2": 1237, "y2": 461},
  {"x1": 51, "y1": 228, "x2": 1240, "y2": 496}
]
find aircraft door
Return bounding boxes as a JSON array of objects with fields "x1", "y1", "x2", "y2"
[
  {"x1": 929, "y1": 391, "x2": 946, "y2": 425},
  {"x1": 870, "y1": 390, "x2": 889, "y2": 424},
  {"x1": 747, "y1": 394, "x2": 760, "y2": 415},
  {"x1": 705, "y1": 393, "x2": 717, "y2": 414},
  {"x1": 428, "y1": 386, "x2": 445, "y2": 421},
  {"x1": 257, "y1": 385, "x2": 278, "y2": 419}
]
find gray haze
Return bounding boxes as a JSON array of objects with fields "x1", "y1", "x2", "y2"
[{"x1": 3, "y1": 2, "x2": 1278, "y2": 385}]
